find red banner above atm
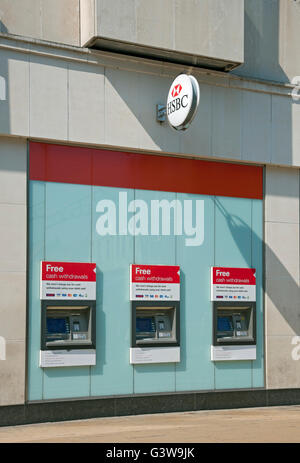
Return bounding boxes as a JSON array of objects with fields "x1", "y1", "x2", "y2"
[
  {"x1": 130, "y1": 264, "x2": 180, "y2": 301},
  {"x1": 211, "y1": 267, "x2": 256, "y2": 301},
  {"x1": 40, "y1": 261, "x2": 96, "y2": 300}
]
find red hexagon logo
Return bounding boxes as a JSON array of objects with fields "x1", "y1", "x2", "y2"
[{"x1": 171, "y1": 84, "x2": 182, "y2": 98}]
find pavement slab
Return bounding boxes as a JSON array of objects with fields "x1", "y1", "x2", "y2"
[{"x1": 0, "y1": 406, "x2": 299, "y2": 443}]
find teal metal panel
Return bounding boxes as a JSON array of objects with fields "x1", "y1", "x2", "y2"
[
  {"x1": 27, "y1": 181, "x2": 45, "y2": 401},
  {"x1": 175, "y1": 194, "x2": 215, "y2": 391},
  {"x1": 91, "y1": 186, "x2": 134, "y2": 396},
  {"x1": 43, "y1": 367, "x2": 93, "y2": 400},
  {"x1": 133, "y1": 190, "x2": 177, "y2": 265},
  {"x1": 251, "y1": 199, "x2": 264, "y2": 387},
  {"x1": 42, "y1": 182, "x2": 92, "y2": 399},
  {"x1": 214, "y1": 196, "x2": 252, "y2": 268},
  {"x1": 133, "y1": 190, "x2": 176, "y2": 394},
  {"x1": 27, "y1": 181, "x2": 264, "y2": 400},
  {"x1": 134, "y1": 364, "x2": 176, "y2": 394},
  {"x1": 44, "y1": 182, "x2": 92, "y2": 262},
  {"x1": 214, "y1": 361, "x2": 254, "y2": 390},
  {"x1": 214, "y1": 196, "x2": 253, "y2": 390}
]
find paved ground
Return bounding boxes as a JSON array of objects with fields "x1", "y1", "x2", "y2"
[{"x1": 0, "y1": 406, "x2": 299, "y2": 443}]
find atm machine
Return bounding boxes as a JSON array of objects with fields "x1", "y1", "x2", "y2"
[
  {"x1": 213, "y1": 302, "x2": 256, "y2": 345},
  {"x1": 211, "y1": 267, "x2": 257, "y2": 361},
  {"x1": 39, "y1": 261, "x2": 97, "y2": 367},
  {"x1": 41, "y1": 301, "x2": 96, "y2": 350},
  {"x1": 132, "y1": 302, "x2": 179, "y2": 346},
  {"x1": 130, "y1": 264, "x2": 181, "y2": 364}
]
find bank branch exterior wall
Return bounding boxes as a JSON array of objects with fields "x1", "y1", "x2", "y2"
[
  {"x1": 0, "y1": 0, "x2": 299, "y2": 425},
  {"x1": 27, "y1": 143, "x2": 264, "y2": 401}
]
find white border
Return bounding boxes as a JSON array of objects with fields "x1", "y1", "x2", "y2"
[
  {"x1": 40, "y1": 349, "x2": 96, "y2": 367},
  {"x1": 130, "y1": 347, "x2": 180, "y2": 364},
  {"x1": 211, "y1": 267, "x2": 256, "y2": 302},
  {"x1": 211, "y1": 345, "x2": 256, "y2": 361}
]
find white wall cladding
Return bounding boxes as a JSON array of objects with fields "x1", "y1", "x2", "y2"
[
  {"x1": 265, "y1": 167, "x2": 300, "y2": 389},
  {"x1": 0, "y1": 137, "x2": 27, "y2": 405}
]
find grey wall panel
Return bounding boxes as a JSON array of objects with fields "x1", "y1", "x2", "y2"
[
  {"x1": 278, "y1": 0, "x2": 300, "y2": 83},
  {"x1": 178, "y1": 83, "x2": 212, "y2": 158},
  {"x1": 29, "y1": 56, "x2": 68, "y2": 140},
  {"x1": 241, "y1": 91, "x2": 272, "y2": 164},
  {"x1": 265, "y1": 167, "x2": 299, "y2": 224},
  {"x1": 97, "y1": 0, "x2": 136, "y2": 43},
  {"x1": 0, "y1": 136, "x2": 27, "y2": 406},
  {"x1": 292, "y1": 103, "x2": 300, "y2": 167},
  {"x1": 0, "y1": 203, "x2": 26, "y2": 272},
  {"x1": 84, "y1": 0, "x2": 244, "y2": 67},
  {"x1": 265, "y1": 166, "x2": 300, "y2": 389},
  {"x1": 0, "y1": 0, "x2": 80, "y2": 46},
  {"x1": 233, "y1": 0, "x2": 300, "y2": 84},
  {"x1": 266, "y1": 336, "x2": 300, "y2": 389},
  {"x1": 266, "y1": 278, "x2": 299, "y2": 337},
  {"x1": 265, "y1": 222, "x2": 299, "y2": 282},
  {"x1": 0, "y1": 43, "x2": 299, "y2": 167},
  {"x1": 0, "y1": 0, "x2": 42, "y2": 38},
  {"x1": 80, "y1": 0, "x2": 95, "y2": 46},
  {"x1": 211, "y1": 86, "x2": 242, "y2": 160},
  {"x1": 136, "y1": 0, "x2": 174, "y2": 50},
  {"x1": 0, "y1": 49, "x2": 29, "y2": 136},
  {"x1": 0, "y1": 137, "x2": 26, "y2": 204},
  {"x1": 271, "y1": 95, "x2": 293, "y2": 166},
  {"x1": 41, "y1": 0, "x2": 80, "y2": 46},
  {"x1": 137, "y1": 72, "x2": 181, "y2": 154},
  {"x1": 0, "y1": 341, "x2": 25, "y2": 406},
  {"x1": 104, "y1": 67, "x2": 141, "y2": 149},
  {"x1": 68, "y1": 62, "x2": 105, "y2": 144}
]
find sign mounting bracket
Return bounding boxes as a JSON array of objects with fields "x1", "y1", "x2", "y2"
[{"x1": 156, "y1": 104, "x2": 166, "y2": 123}]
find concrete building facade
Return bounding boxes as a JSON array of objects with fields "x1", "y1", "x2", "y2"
[{"x1": 0, "y1": 0, "x2": 299, "y2": 425}]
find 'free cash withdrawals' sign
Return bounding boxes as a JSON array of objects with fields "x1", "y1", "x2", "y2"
[
  {"x1": 40, "y1": 261, "x2": 96, "y2": 300},
  {"x1": 211, "y1": 267, "x2": 256, "y2": 302},
  {"x1": 130, "y1": 264, "x2": 180, "y2": 301}
]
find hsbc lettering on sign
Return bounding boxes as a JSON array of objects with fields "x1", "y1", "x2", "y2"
[
  {"x1": 166, "y1": 74, "x2": 200, "y2": 131},
  {"x1": 130, "y1": 264, "x2": 180, "y2": 301},
  {"x1": 211, "y1": 267, "x2": 256, "y2": 302}
]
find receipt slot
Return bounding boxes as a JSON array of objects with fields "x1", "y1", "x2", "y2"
[
  {"x1": 39, "y1": 261, "x2": 97, "y2": 368},
  {"x1": 211, "y1": 267, "x2": 257, "y2": 361},
  {"x1": 130, "y1": 264, "x2": 181, "y2": 364}
]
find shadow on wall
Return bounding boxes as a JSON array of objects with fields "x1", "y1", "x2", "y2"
[
  {"x1": 233, "y1": 0, "x2": 289, "y2": 83},
  {"x1": 215, "y1": 198, "x2": 300, "y2": 337},
  {"x1": 0, "y1": 21, "x2": 8, "y2": 34},
  {"x1": 104, "y1": 0, "x2": 298, "y2": 168},
  {"x1": 233, "y1": 0, "x2": 297, "y2": 167}
]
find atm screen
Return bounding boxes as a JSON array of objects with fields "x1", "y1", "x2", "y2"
[
  {"x1": 136, "y1": 317, "x2": 155, "y2": 333},
  {"x1": 47, "y1": 318, "x2": 68, "y2": 334},
  {"x1": 217, "y1": 316, "x2": 233, "y2": 332}
]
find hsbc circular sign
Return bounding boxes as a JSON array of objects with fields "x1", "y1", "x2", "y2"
[{"x1": 166, "y1": 74, "x2": 200, "y2": 131}]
